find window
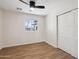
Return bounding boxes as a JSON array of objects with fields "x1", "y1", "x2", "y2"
[{"x1": 25, "y1": 19, "x2": 38, "y2": 31}]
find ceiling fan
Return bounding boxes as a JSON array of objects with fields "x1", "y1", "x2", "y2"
[{"x1": 19, "y1": 0, "x2": 45, "y2": 10}]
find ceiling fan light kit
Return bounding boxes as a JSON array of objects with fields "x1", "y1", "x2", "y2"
[{"x1": 30, "y1": 7, "x2": 34, "y2": 11}]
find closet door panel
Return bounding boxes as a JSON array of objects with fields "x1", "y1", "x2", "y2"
[
  {"x1": 58, "y1": 10, "x2": 78, "y2": 58},
  {"x1": 71, "y1": 10, "x2": 78, "y2": 58}
]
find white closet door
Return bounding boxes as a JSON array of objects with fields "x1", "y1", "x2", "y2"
[{"x1": 58, "y1": 10, "x2": 78, "y2": 58}]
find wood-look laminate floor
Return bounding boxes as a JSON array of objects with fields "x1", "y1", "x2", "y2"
[{"x1": 0, "y1": 42, "x2": 77, "y2": 59}]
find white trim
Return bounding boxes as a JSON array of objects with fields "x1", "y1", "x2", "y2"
[
  {"x1": 2, "y1": 41, "x2": 45, "y2": 48},
  {"x1": 45, "y1": 41, "x2": 57, "y2": 48},
  {"x1": 0, "y1": 48, "x2": 2, "y2": 50}
]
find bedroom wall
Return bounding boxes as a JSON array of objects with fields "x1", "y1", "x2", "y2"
[
  {"x1": 0, "y1": 9, "x2": 3, "y2": 49},
  {"x1": 46, "y1": 0, "x2": 78, "y2": 47},
  {"x1": 2, "y1": 10, "x2": 46, "y2": 48}
]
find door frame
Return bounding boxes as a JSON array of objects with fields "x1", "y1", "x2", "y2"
[{"x1": 56, "y1": 8, "x2": 78, "y2": 48}]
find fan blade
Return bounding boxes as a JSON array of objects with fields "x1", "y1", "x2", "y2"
[
  {"x1": 19, "y1": 0, "x2": 29, "y2": 5},
  {"x1": 35, "y1": 6, "x2": 45, "y2": 9}
]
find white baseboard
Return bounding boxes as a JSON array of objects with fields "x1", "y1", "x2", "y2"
[
  {"x1": 45, "y1": 41, "x2": 57, "y2": 48},
  {"x1": 2, "y1": 41, "x2": 45, "y2": 48},
  {"x1": 0, "y1": 48, "x2": 2, "y2": 50}
]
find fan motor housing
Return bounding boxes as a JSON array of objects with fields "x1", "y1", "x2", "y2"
[{"x1": 30, "y1": 1, "x2": 35, "y2": 8}]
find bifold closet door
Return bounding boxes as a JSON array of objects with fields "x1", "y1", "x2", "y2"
[{"x1": 58, "y1": 9, "x2": 78, "y2": 58}]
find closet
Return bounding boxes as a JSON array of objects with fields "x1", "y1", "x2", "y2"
[{"x1": 57, "y1": 9, "x2": 78, "y2": 58}]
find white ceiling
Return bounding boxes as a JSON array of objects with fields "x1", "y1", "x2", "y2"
[{"x1": 0, "y1": 0, "x2": 59, "y2": 16}]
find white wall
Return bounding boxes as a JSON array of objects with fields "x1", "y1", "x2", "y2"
[
  {"x1": 0, "y1": 0, "x2": 77, "y2": 50},
  {"x1": 0, "y1": 9, "x2": 3, "y2": 49},
  {"x1": 46, "y1": 0, "x2": 78, "y2": 47},
  {"x1": 2, "y1": 10, "x2": 46, "y2": 48}
]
